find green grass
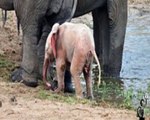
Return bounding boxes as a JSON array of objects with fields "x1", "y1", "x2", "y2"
[
  {"x1": 37, "y1": 89, "x2": 94, "y2": 105},
  {"x1": 0, "y1": 55, "x2": 15, "y2": 80},
  {"x1": 93, "y1": 80, "x2": 134, "y2": 109},
  {"x1": 37, "y1": 79, "x2": 135, "y2": 109}
]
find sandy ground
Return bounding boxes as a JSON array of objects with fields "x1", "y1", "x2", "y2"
[
  {"x1": 1, "y1": 4, "x2": 150, "y2": 120},
  {"x1": 0, "y1": 82, "x2": 137, "y2": 120}
]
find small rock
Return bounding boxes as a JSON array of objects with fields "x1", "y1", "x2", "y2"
[
  {"x1": 10, "y1": 96, "x2": 17, "y2": 105},
  {"x1": 10, "y1": 96, "x2": 16, "y2": 102}
]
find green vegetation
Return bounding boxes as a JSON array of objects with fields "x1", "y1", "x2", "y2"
[
  {"x1": 93, "y1": 80, "x2": 134, "y2": 109},
  {"x1": 37, "y1": 79, "x2": 150, "y2": 116},
  {"x1": 37, "y1": 79, "x2": 134, "y2": 109},
  {"x1": 0, "y1": 55, "x2": 15, "y2": 80},
  {"x1": 37, "y1": 89, "x2": 94, "y2": 105}
]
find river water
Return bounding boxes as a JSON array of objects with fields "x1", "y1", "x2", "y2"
[
  {"x1": 121, "y1": 6, "x2": 150, "y2": 90},
  {"x1": 120, "y1": 5, "x2": 150, "y2": 107}
]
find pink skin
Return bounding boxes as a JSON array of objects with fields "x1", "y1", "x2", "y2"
[
  {"x1": 43, "y1": 22, "x2": 101, "y2": 98},
  {"x1": 42, "y1": 26, "x2": 58, "y2": 90},
  {"x1": 43, "y1": 55, "x2": 51, "y2": 90}
]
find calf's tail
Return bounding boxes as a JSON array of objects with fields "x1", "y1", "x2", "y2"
[{"x1": 91, "y1": 50, "x2": 101, "y2": 87}]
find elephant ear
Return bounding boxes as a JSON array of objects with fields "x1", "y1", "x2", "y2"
[
  {"x1": 50, "y1": 23, "x2": 60, "y2": 58},
  {"x1": 51, "y1": 33, "x2": 57, "y2": 58}
]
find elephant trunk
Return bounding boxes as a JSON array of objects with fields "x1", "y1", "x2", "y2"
[{"x1": 43, "y1": 56, "x2": 52, "y2": 90}]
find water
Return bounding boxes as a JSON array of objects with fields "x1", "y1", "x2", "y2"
[
  {"x1": 121, "y1": 16, "x2": 150, "y2": 80},
  {"x1": 120, "y1": 7, "x2": 150, "y2": 108}
]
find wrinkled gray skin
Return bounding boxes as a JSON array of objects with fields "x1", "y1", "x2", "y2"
[{"x1": 0, "y1": 0, "x2": 127, "y2": 87}]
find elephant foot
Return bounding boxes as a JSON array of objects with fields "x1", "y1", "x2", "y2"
[
  {"x1": 76, "y1": 95, "x2": 84, "y2": 99},
  {"x1": 64, "y1": 70, "x2": 75, "y2": 93},
  {"x1": 103, "y1": 65, "x2": 120, "y2": 78},
  {"x1": 11, "y1": 68, "x2": 23, "y2": 82},
  {"x1": 11, "y1": 67, "x2": 38, "y2": 87},
  {"x1": 87, "y1": 96, "x2": 94, "y2": 100},
  {"x1": 44, "y1": 82, "x2": 52, "y2": 90},
  {"x1": 54, "y1": 87, "x2": 64, "y2": 93},
  {"x1": 50, "y1": 71, "x2": 75, "y2": 93},
  {"x1": 22, "y1": 79, "x2": 38, "y2": 88},
  {"x1": 50, "y1": 78, "x2": 74, "y2": 93},
  {"x1": 64, "y1": 82, "x2": 75, "y2": 93}
]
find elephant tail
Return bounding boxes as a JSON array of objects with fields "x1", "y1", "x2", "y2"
[{"x1": 91, "y1": 50, "x2": 101, "y2": 87}]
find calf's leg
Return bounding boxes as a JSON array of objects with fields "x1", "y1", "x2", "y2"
[
  {"x1": 54, "y1": 58, "x2": 66, "y2": 93},
  {"x1": 70, "y1": 53, "x2": 85, "y2": 99},
  {"x1": 83, "y1": 64, "x2": 93, "y2": 99}
]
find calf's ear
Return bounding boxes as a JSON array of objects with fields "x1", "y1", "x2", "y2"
[
  {"x1": 49, "y1": 23, "x2": 60, "y2": 58},
  {"x1": 51, "y1": 33, "x2": 57, "y2": 58}
]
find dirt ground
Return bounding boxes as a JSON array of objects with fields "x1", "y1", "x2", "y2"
[
  {"x1": 0, "y1": 4, "x2": 150, "y2": 120},
  {"x1": 0, "y1": 82, "x2": 137, "y2": 120}
]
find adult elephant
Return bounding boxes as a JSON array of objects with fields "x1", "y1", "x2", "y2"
[{"x1": 0, "y1": 0, "x2": 127, "y2": 90}]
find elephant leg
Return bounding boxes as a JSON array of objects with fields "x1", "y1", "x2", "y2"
[
  {"x1": 92, "y1": 0, "x2": 127, "y2": 78},
  {"x1": 83, "y1": 65, "x2": 93, "y2": 100},
  {"x1": 70, "y1": 54, "x2": 85, "y2": 99},
  {"x1": 107, "y1": 0, "x2": 127, "y2": 77},
  {"x1": 11, "y1": 25, "x2": 40, "y2": 87},
  {"x1": 64, "y1": 70, "x2": 74, "y2": 93},
  {"x1": 92, "y1": 5, "x2": 110, "y2": 77},
  {"x1": 54, "y1": 59, "x2": 66, "y2": 93},
  {"x1": 21, "y1": 32, "x2": 40, "y2": 87}
]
